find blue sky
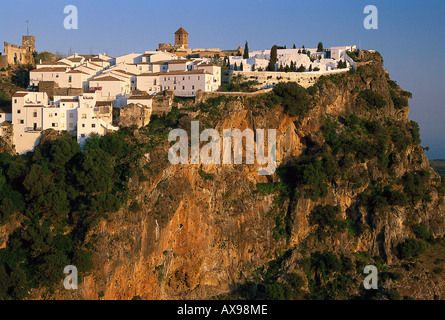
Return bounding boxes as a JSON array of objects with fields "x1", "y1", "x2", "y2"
[{"x1": 1, "y1": 0, "x2": 444, "y2": 158}]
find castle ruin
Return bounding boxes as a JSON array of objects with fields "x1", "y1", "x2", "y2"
[{"x1": 0, "y1": 35, "x2": 36, "y2": 69}]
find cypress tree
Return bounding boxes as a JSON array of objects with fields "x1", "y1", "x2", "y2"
[
  {"x1": 293, "y1": 44, "x2": 296, "y2": 49},
  {"x1": 240, "y1": 61, "x2": 244, "y2": 71},
  {"x1": 243, "y1": 41, "x2": 249, "y2": 59},
  {"x1": 267, "y1": 45, "x2": 278, "y2": 71},
  {"x1": 317, "y1": 42, "x2": 323, "y2": 52},
  {"x1": 234, "y1": 62, "x2": 238, "y2": 71}
]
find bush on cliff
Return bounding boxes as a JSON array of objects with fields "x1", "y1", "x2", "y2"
[{"x1": 273, "y1": 82, "x2": 312, "y2": 117}]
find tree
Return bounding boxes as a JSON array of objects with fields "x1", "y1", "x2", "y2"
[
  {"x1": 317, "y1": 42, "x2": 324, "y2": 52},
  {"x1": 252, "y1": 64, "x2": 256, "y2": 71},
  {"x1": 293, "y1": 44, "x2": 296, "y2": 49},
  {"x1": 267, "y1": 45, "x2": 278, "y2": 71},
  {"x1": 240, "y1": 61, "x2": 244, "y2": 71},
  {"x1": 309, "y1": 64, "x2": 312, "y2": 72},
  {"x1": 243, "y1": 41, "x2": 249, "y2": 59},
  {"x1": 273, "y1": 82, "x2": 312, "y2": 117},
  {"x1": 234, "y1": 63, "x2": 238, "y2": 71},
  {"x1": 297, "y1": 64, "x2": 306, "y2": 72}
]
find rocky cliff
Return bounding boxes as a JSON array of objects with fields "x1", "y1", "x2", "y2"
[{"x1": 15, "y1": 51, "x2": 445, "y2": 300}]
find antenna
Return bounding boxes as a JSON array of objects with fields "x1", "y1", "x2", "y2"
[{"x1": 26, "y1": 19, "x2": 29, "y2": 36}]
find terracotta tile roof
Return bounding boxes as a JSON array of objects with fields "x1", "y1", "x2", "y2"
[
  {"x1": 88, "y1": 62, "x2": 103, "y2": 68},
  {"x1": 12, "y1": 92, "x2": 30, "y2": 97},
  {"x1": 68, "y1": 58, "x2": 83, "y2": 62},
  {"x1": 128, "y1": 95, "x2": 153, "y2": 100},
  {"x1": 31, "y1": 67, "x2": 67, "y2": 72},
  {"x1": 175, "y1": 27, "x2": 188, "y2": 35},
  {"x1": 168, "y1": 59, "x2": 191, "y2": 64},
  {"x1": 95, "y1": 101, "x2": 112, "y2": 107},
  {"x1": 80, "y1": 55, "x2": 95, "y2": 60},
  {"x1": 67, "y1": 70, "x2": 90, "y2": 75},
  {"x1": 0, "y1": 121, "x2": 11, "y2": 127},
  {"x1": 91, "y1": 75, "x2": 124, "y2": 82},
  {"x1": 60, "y1": 99, "x2": 78, "y2": 103},
  {"x1": 91, "y1": 58, "x2": 108, "y2": 62},
  {"x1": 113, "y1": 70, "x2": 137, "y2": 76}
]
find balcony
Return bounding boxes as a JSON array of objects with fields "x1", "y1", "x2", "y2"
[{"x1": 25, "y1": 127, "x2": 42, "y2": 132}]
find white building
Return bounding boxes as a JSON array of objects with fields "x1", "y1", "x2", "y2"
[{"x1": 11, "y1": 90, "x2": 118, "y2": 153}]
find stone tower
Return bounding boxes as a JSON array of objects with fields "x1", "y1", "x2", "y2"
[
  {"x1": 174, "y1": 27, "x2": 188, "y2": 49},
  {"x1": 22, "y1": 35, "x2": 36, "y2": 53}
]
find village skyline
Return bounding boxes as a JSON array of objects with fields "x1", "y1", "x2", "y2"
[{"x1": 1, "y1": 0, "x2": 445, "y2": 158}]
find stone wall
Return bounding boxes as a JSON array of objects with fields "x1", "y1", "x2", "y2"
[
  {"x1": 118, "y1": 103, "x2": 152, "y2": 128},
  {"x1": 53, "y1": 87, "x2": 83, "y2": 97},
  {"x1": 22, "y1": 36, "x2": 36, "y2": 52},
  {"x1": 38, "y1": 81, "x2": 59, "y2": 99},
  {"x1": 3, "y1": 42, "x2": 34, "y2": 66},
  {"x1": 152, "y1": 90, "x2": 174, "y2": 115},
  {"x1": 195, "y1": 88, "x2": 273, "y2": 104},
  {"x1": 0, "y1": 55, "x2": 7, "y2": 69},
  {"x1": 227, "y1": 68, "x2": 350, "y2": 89}
]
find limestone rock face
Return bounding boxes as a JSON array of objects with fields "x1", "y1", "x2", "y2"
[{"x1": 29, "y1": 52, "x2": 445, "y2": 300}]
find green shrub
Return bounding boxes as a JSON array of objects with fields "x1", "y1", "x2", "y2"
[
  {"x1": 398, "y1": 238, "x2": 427, "y2": 259},
  {"x1": 412, "y1": 223, "x2": 431, "y2": 241},
  {"x1": 198, "y1": 170, "x2": 215, "y2": 181},
  {"x1": 256, "y1": 182, "x2": 288, "y2": 195},
  {"x1": 273, "y1": 82, "x2": 312, "y2": 117},
  {"x1": 358, "y1": 89, "x2": 386, "y2": 109}
]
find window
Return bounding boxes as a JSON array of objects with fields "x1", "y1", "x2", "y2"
[
  {"x1": 69, "y1": 113, "x2": 74, "y2": 118},
  {"x1": 18, "y1": 120, "x2": 24, "y2": 124},
  {"x1": 92, "y1": 124, "x2": 96, "y2": 128},
  {"x1": 68, "y1": 76, "x2": 72, "y2": 82},
  {"x1": 14, "y1": 99, "x2": 17, "y2": 104},
  {"x1": 49, "y1": 113, "x2": 52, "y2": 118},
  {"x1": 52, "y1": 123, "x2": 58, "y2": 127},
  {"x1": 197, "y1": 76, "x2": 200, "y2": 80},
  {"x1": 182, "y1": 86, "x2": 185, "y2": 90},
  {"x1": 192, "y1": 85, "x2": 195, "y2": 90},
  {"x1": 33, "y1": 112, "x2": 37, "y2": 117},
  {"x1": 69, "y1": 123, "x2": 74, "y2": 128},
  {"x1": 81, "y1": 134, "x2": 85, "y2": 138},
  {"x1": 82, "y1": 114, "x2": 87, "y2": 119},
  {"x1": 61, "y1": 113, "x2": 65, "y2": 118},
  {"x1": 17, "y1": 110, "x2": 21, "y2": 114},
  {"x1": 82, "y1": 124, "x2": 85, "y2": 128}
]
